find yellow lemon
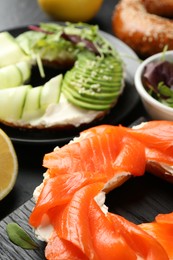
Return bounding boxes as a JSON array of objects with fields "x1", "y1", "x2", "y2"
[
  {"x1": 37, "y1": 0, "x2": 103, "y2": 22},
  {"x1": 0, "y1": 129, "x2": 18, "y2": 200}
]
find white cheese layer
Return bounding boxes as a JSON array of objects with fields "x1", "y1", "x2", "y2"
[
  {"x1": 32, "y1": 171, "x2": 109, "y2": 242},
  {"x1": 10, "y1": 94, "x2": 103, "y2": 128}
]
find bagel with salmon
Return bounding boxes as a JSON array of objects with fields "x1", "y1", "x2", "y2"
[{"x1": 29, "y1": 120, "x2": 173, "y2": 259}]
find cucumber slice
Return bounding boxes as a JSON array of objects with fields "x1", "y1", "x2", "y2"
[
  {"x1": 0, "y1": 32, "x2": 28, "y2": 67},
  {"x1": 0, "y1": 61, "x2": 31, "y2": 89},
  {"x1": 22, "y1": 86, "x2": 43, "y2": 121},
  {"x1": 22, "y1": 75, "x2": 63, "y2": 121},
  {"x1": 0, "y1": 65, "x2": 22, "y2": 89},
  {"x1": 40, "y1": 74, "x2": 63, "y2": 109},
  {"x1": 16, "y1": 61, "x2": 31, "y2": 83},
  {"x1": 0, "y1": 85, "x2": 31, "y2": 120}
]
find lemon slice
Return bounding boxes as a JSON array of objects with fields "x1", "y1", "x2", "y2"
[{"x1": 0, "y1": 129, "x2": 18, "y2": 200}]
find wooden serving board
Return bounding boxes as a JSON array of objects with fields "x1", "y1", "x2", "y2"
[
  {"x1": 1, "y1": 117, "x2": 173, "y2": 259},
  {"x1": 1, "y1": 173, "x2": 173, "y2": 259},
  {"x1": 0, "y1": 199, "x2": 46, "y2": 260}
]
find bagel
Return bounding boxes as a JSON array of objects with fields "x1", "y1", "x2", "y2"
[
  {"x1": 0, "y1": 23, "x2": 124, "y2": 129},
  {"x1": 29, "y1": 120, "x2": 173, "y2": 259},
  {"x1": 112, "y1": 0, "x2": 173, "y2": 58},
  {"x1": 144, "y1": 0, "x2": 173, "y2": 18}
]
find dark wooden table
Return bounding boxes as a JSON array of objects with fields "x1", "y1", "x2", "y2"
[
  {"x1": 0, "y1": 0, "x2": 172, "y2": 233},
  {"x1": 0, "y1": 1, "x2": 173, "y2": 259}
]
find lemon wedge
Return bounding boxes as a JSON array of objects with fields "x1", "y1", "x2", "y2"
[{"x1": 0, "y1": 129, "x2": 18, "y2": 200}]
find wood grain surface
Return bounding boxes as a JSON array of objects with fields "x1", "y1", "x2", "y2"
[
  {"x1": 0, "y1": 171, "x2": 173, "y2": 259},
  {"x1": 0, "y1": 2, "x2": 172, "y2": 259},
  {"x1": 0, "y1": 199, "x2": 46, "y2": 260}
]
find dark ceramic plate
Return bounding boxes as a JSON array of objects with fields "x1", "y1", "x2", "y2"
[{"x1": 0, "y1": 26, "x2": 140, "y2": 145}]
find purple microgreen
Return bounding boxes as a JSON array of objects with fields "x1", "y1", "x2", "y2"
[
  {"x1": 28, "y1": 24, "x2": 100, "y2": 55},
  {"x1": 28, "y1": 25, "x2": 53, "y2": 35},
  {"x1": 61, "y1": 32, "x2": 100, "y2": 55},
  {"x1": 142, "y1": 59, "x2": 173, "y2": 107},
  {"x1": 143, "y1": 60, "x2": 173, "y2": 91}
]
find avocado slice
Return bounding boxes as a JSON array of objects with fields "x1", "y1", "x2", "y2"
[
  {"x1": 62, "y1": 54, "x2": 124, "y2": 110},
  {"x1": 63, "y1": 88, "x2": 113, "y2": 111}
]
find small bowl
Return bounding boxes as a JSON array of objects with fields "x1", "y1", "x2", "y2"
[{"x1": 135, "y1": 51, "x2": 173, "y2": 120}]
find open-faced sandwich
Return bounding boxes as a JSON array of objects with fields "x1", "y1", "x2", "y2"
[
  {"x1": 0, "y1": 22, "x2": 125, "y2": 129},
  {"x1": 29, "y1": 120, "x2": 173, "y2": 259}
]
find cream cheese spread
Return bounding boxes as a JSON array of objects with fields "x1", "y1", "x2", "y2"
[{"x1": 11, "y1": 93, "x2": 103, "y2": 128}]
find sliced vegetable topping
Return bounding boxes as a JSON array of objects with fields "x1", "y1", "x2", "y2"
[
  {"x1": 62, "y1": 54, "x2": 123, "y2": 110},
  {"x1": 17, "y1": 22, "x2": 119, "y2": 63},
  {"x1": 0, "y1": 22, "x2": 125, "y2": 126}
]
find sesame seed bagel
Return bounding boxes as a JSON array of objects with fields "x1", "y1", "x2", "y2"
[
  {"x1": 112, "y1": 0, "x2": 173, "y2": 58},
  {"x1": 144, "y1": 0, "x2": 173, "y2": 18}
]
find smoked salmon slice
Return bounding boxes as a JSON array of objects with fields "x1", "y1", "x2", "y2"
[
  {"x1": 43, "y1": 125, "x2": 146, "y2": 179},
  {"x1": 139, "y1": 212, "x2": 173, "y2": 260},
  {"x1": 127, "y1": 121, "x2": 173, "y2": 181},
  {"x1": 43, "y1": 125, "x2": 123, "y2": 177},
  {"x1": 49, "y1": 183, "x2": 104, "y2": 260},
  {"x1": 45, "y1": 231, "x2": 88, "y2": 260},
  {"x1": 29, "y1": 172, "x2": 106, "y2": 227},
  {"x1": 109, "y1": 213, "x2": 169, "y2": 260},
  {"x1": 127, "y1": 121, "x2": 173, "y2": 150},
  {"x1": 45, "y1": 186, "x2": 171, "y2": 259},
  {"x1": 89, "y1": 199, "x2": 137, "y2": 260},
  {"x1": 127, "y1": 121, "x2": 173, "y2": 158}
]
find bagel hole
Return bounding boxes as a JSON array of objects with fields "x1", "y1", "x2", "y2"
[
  {"x1": 106, "y1": 173, "x2": 173, "y2": 224},
  {"x1": 30, "y1": 62, "x2": 74, "y2": 87}
]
